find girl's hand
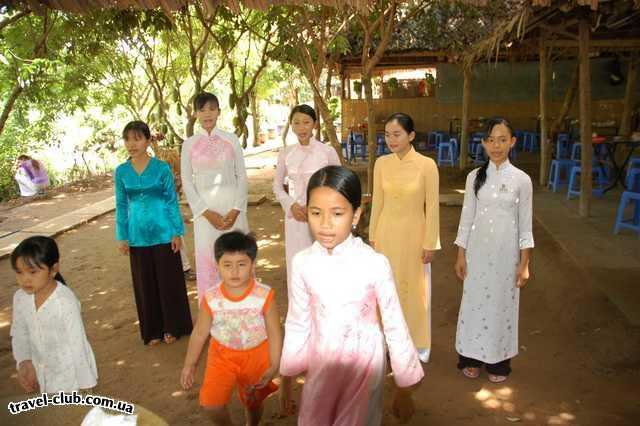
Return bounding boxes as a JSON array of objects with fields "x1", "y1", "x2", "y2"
[
  {"x1": 203, "y1": 210, "x2": 226, "y2": 230},
  {"x1": 290, "y1": 203, "x2": 307, "y2": 222},
  {"x1": 17, "y1": 360, "x2": 38, "y2": 392},
  {"x1": 422, "y1": 249, "x2": 435, "y2": 264},
  {"x1": 171, "y1": 236, "x2": 181, "y2": 253},
  {"x1": 222, "y1": 209, "x2": 240, "y2": 230},
  {"x1": 516, "y1": 262, "x2": 530, "y2": 288},
  {"x1": 118, "y1": 241, "x2": 130, "y2": 256},
  {"x1": 454, "y1": 254, "x2": 467, "y2": 281},
  {"x1": 180, "y1": 365, "x2": 196, "y2": 390}
]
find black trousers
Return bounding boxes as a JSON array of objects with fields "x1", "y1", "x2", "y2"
[
  {"x1": 129, "y1": 243, "x2": 193, "y2": 344},
  {"x1": 457, "y1": 354, "x2": 512, "y2": 376}
]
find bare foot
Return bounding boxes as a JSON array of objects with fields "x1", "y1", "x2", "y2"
[
  {"x1": 392, "y1": 389, "x2": 415, "y2": 424},
  {"x1": 163, "y1": 333, "x2": 176, "y2": 344},
  {"x1": 148, "y1": 339, "x2": 161, "y2": 346}
]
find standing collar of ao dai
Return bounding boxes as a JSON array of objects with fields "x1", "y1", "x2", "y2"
[
  {"x1": 487, "y1": 159, "x2": 512, "y2": 175},
  {"x1": 196, "y1": 127, "x2": 222, "y2": 142},
  {"x1": 294, "y1": 138, "x2": 319, "y2": 152},
  {"x1": 311, "y1": 233, "x2": 357, "y2": 256},
  {"x1": 392, "y1": 146, "x2": 417, "y2": 162}
]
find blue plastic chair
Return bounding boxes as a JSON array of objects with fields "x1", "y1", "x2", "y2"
[
  {"x1": 472, "y1": 143, "x2": 486, "y2": 165},
  {"x1": 376, "y1": 133, "x2": 388, "y2": 156},
  {"x1": 626, "y1": 168, "x2": 640, "y2": 192},
  {"x1": 613, "y1": 191, "x2": 640, "y2": 236},
  {"x1": 437, "y1": 141, "x2": 456, "y2": 167},
  {"x1": 341, "y1": 140, "x2": 350, "y2": 162},
  {"x1": 547, "y1": 159, "x2": 574, "y2": 192},
  {"x1": 567, "y1": 165, "x2": 606, "y2": 200},
  {"x1": 556, "y1": 133, "x2": 570, "y2": 159},
  {"x1": 350, "y1": 132, "x2": 367, "y2": 161}
]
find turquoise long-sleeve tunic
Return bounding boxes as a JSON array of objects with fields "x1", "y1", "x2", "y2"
[{"x1": 115, "y1": 157, "x2": 184, "y2": 247}]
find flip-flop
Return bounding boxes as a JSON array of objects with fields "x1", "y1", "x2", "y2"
[
  {"x1": 488, "y1": 374, "x2": 507, "y2": 383},
  {"x1": 462, "y1": 367, "x2": 480, "y2": 379},
  {"x1": 163, "y1": 333, "x2": 177, "y2": 344}
]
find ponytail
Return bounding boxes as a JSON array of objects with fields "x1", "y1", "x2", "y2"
[
  {"x1": 54, "y1": 272, "x2": 67, "y2": 286},
  {"x1": 473, "y1": 160, "x2": 490, "y2": 197}
]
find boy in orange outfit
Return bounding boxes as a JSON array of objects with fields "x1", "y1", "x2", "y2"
[{"x1": 181, "y1": 231, "x2": 281, "y2": 425}]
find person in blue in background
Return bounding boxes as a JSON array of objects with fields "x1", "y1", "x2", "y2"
[{"x1": 114, "y1": 120, "x2": 193, "y2": 346}]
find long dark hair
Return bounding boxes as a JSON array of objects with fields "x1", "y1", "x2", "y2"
[
  {"x1": 474, "y1": 117, "x2": 515, "y2": 197},
  {"x1": 306, "y1": 165, "x2": 362, "y2": 212},
  {"x1": 11, "y1": 236, "x2": 66, "y2": 285}
]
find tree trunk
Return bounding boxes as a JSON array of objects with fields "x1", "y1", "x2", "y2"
[
  {"x1": 0, "y1": 83, "x2": 23, "y2": 138},
  {"x1": 186, "y1": 117, "x2": 197, "y2": 138},
  {"x1": 309, "y1": 82, "x2": 345, "y2": 164},
  {"x1": 578, "y1": 15, "x2": 592, "y2": 218},
  {"x1": 459, "y1": 64, "x2": 471, "y2": 169},
  {"x1": 363, "y1": 75, "x2": 377, "y2": 195},
  {"x1": 313, "y1": 92, "x2": 322, "y2": 140},
  {"x1": 619, "y1": 57, "x2": 638, "y2": 137},
  {"x1": 539, "y1": 36, "x2": 550, "y2": 186},
  {"x1": 281, "y1": 121, "x2": 290, "y2": 146},
  {"x1": 250, "y1": 89, "x2": 260, "y2": 147}
]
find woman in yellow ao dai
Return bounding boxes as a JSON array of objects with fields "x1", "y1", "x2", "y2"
[{"x1": 369, "y1": 113, "x2": 440, "y2": 363}]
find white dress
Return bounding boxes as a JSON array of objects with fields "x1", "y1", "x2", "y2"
[
  {"x1": 181, "y1": 127, "x2": 249, "y2": 300},
  {"x1": 272, "y1": 138, "x2": 341, "y2": 295},
  {"x1": 11, "y1": 282, "x2": 98, "y2": 393},
  {"x1": 15, "y1": 168, "x2": 38, "y2": 197},
  {"x1": 454, "y1": 160, "x2": 534, "y2": 364}
]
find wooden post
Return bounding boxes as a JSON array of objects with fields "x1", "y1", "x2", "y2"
[
  {"x1": 619, "y1": 56, "x2": 638, "y2": 137},
  {"x1": 578, "y1": 13, "x2": 593, "y2": 217},
  {"x1": 539, "y1": 35, "x2": 550, "y2": 186},
  {"x1": 459, "y1": 63, "x2": 471, "y2": 169}
]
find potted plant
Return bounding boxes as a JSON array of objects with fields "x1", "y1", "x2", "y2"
[
  {"x1": 424, "y1": 72, "x2": 436, "y2": 96},
  {"x1": 387, "y1": 77, "x2": 399, "y2": 97},
  {"x1": 353, "y1": 80, "x2": 363, "y2": 99}
]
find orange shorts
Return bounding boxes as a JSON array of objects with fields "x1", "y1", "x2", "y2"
[{"x1": 199, "y1": 339, "x2": 278, "y2": 409}]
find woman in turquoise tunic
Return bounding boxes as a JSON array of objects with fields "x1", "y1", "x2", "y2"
[{"x1": 115, "y1": 120, "x2": 193, "y2": 346}]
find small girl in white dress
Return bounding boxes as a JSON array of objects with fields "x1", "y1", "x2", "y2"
[
  {"x1": 10, "y1": 236, "x2": 97, "y2": 393},
  {"x1": 454, "y1": 117, "x2": 534, "y2": 383}
]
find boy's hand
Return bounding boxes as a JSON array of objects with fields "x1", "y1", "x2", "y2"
[
  {"x1": 180, "y1": 365, "x2": 196, "y2": 390},
  {"x1": 17, "y1": 360, "x2": 38, "y2": 392},
  {"x1": 254, "y1": 366, "x2": 278, "y2": 389}
]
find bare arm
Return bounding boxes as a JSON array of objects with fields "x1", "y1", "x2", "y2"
[{"x1": 180, "y1": 305, "x2": 212, "y2": 389}]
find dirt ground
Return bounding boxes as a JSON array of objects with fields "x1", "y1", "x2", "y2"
[{"x1": 1, "y1": 153, "x2": 639, "y2": 425}]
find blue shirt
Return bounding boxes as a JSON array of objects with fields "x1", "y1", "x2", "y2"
[{"x1": 115, "y1": 157, "x2": 184, "y2": 247}]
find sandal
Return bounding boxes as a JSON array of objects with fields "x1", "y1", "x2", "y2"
[
  {"x1": 462, "y1": 367, "x2": 480, "y2": 379},
  {"x1": 488, "y1": 374, "x2": 507, "y2": 383},
  {"x1": 163, "y1": 333, "x2": 177, "y2": 344},
  {"x1": 148, "y1": 338, "x2": 162, "y2": 346}
]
